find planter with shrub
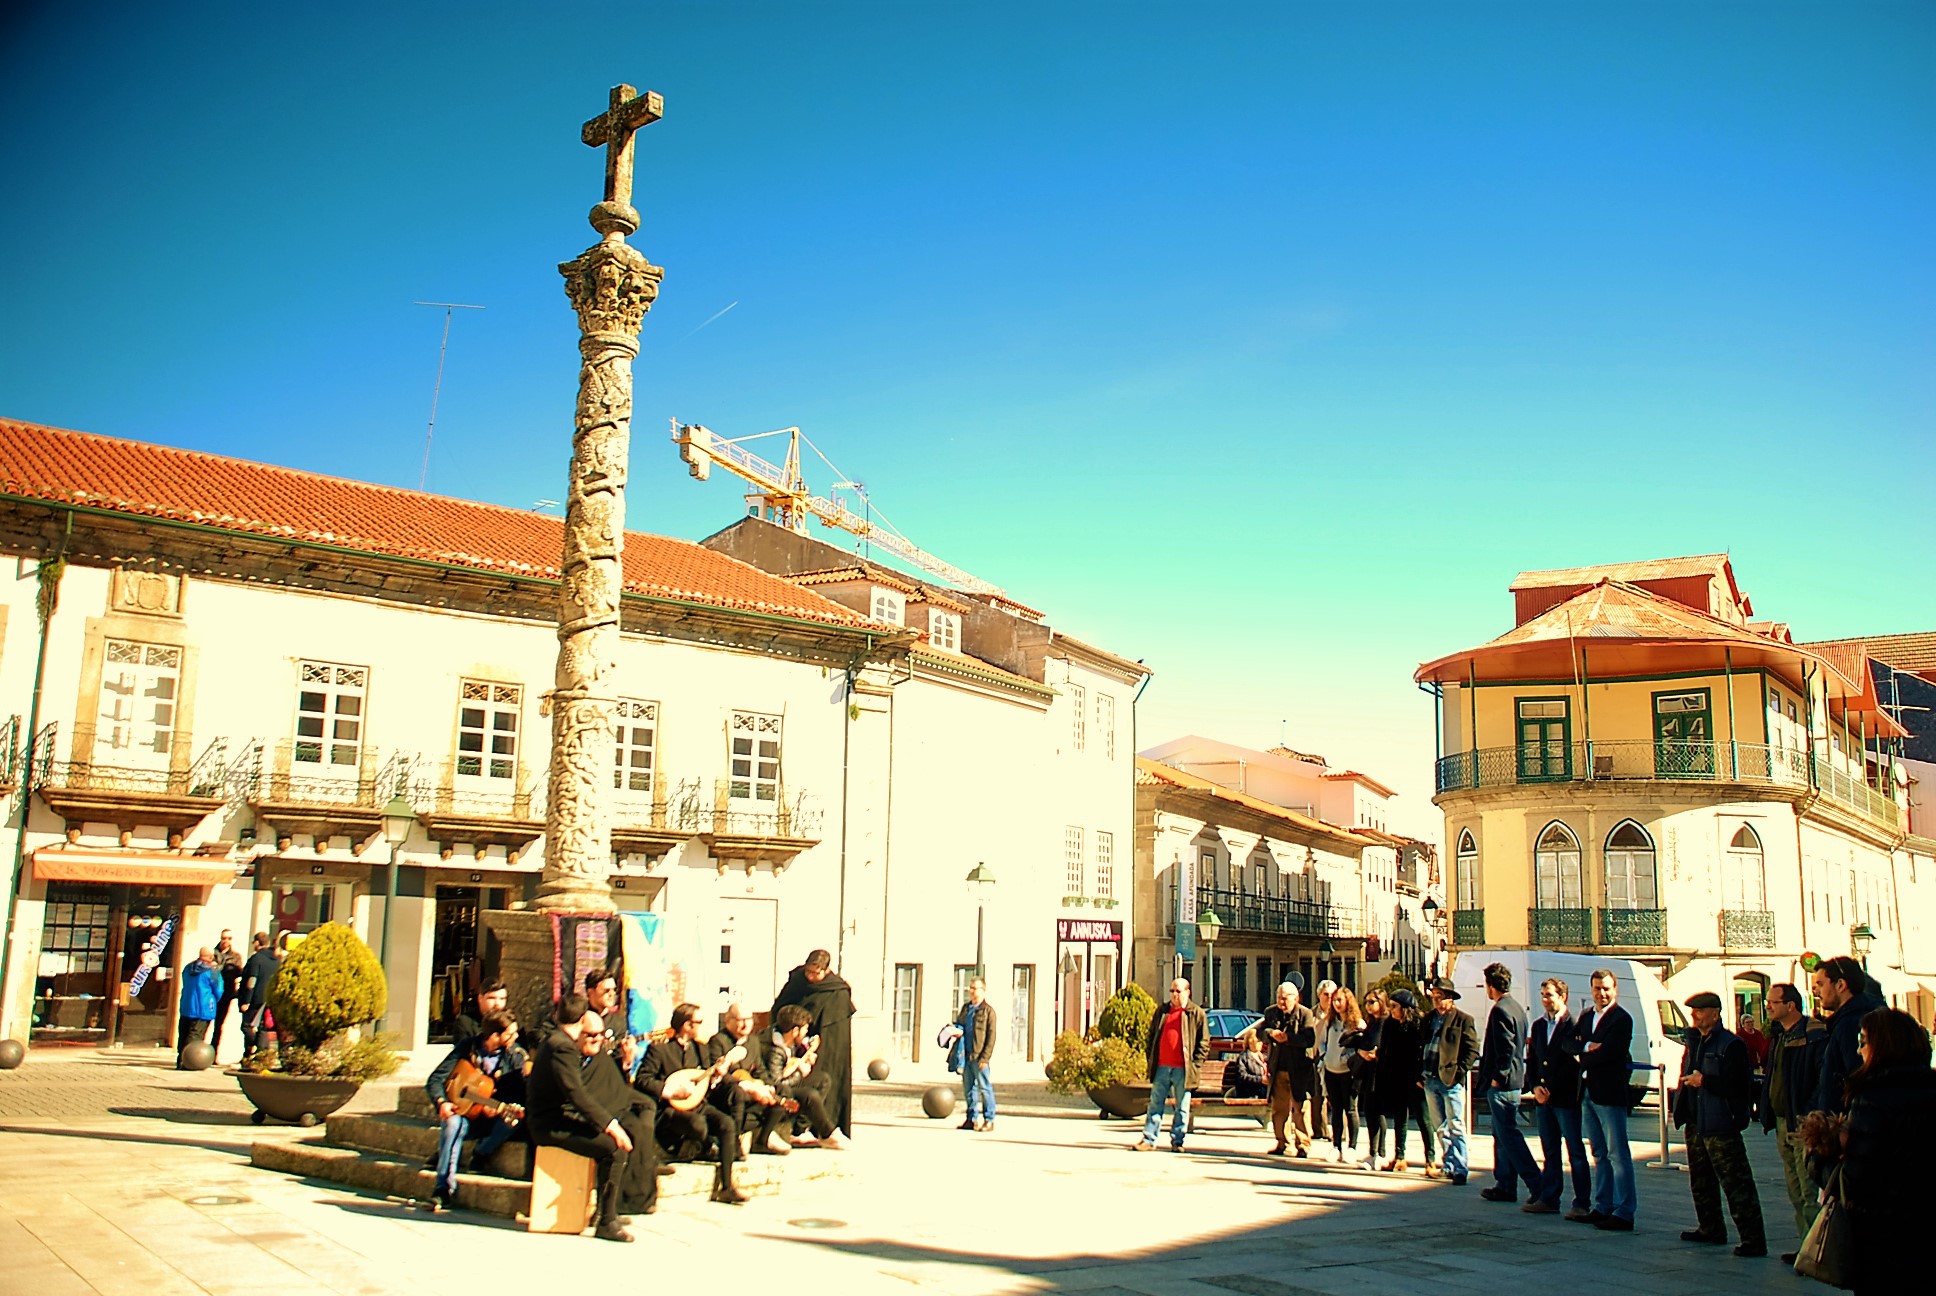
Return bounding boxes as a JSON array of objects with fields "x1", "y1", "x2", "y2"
[
  {"x1": 233, "y1": 923, "x2": 400, "y2": 1125},
  {"x1": 1044, "y1": 983, "x2": 1159, "y2": 1118}
]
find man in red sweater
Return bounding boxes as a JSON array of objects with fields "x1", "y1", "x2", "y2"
[{"x1": 1134, "y1": 978, "x2": 1209, "y2": 1152}]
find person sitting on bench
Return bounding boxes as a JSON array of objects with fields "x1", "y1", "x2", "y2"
[
  {"x1": 767, "y1": 1004, "x2": 847, "y2": 1149},
  {"x1": 1229, "y1": 1034, "x2": 1271, "y2": 1099},
  {"x1": 424, "y1": 1010, "x2": 526, "y2": 1213},
  {"x1": 637, "y1": 1002, "x2": 749, "y2": 1204},
  {"x1": 527, "y1": 996, "x2": 646, "y2": 1242},
  {"x1": 708, "y1": 1001, "x2": 795, "y2": 1156}
]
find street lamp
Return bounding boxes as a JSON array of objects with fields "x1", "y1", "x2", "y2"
[
  {"x1": 965, "y1": 861, "x2": 997, "y2": 980},
  {"x1": 1420, "y1": 896, "x2": 1442, "y2": 978},
  {"x1": 1196, "y1": 910, "x2": 1222, "y2": 1009},
  {"x1": 1850, "y1": 922, "x2": 1875, "y2": 971},
  {"x1": 1319, "y1": 937, "x2": 1336, "y2": 985},
  {"x1": 379, "y1": 793, "x2": 414, "y2": 973}
]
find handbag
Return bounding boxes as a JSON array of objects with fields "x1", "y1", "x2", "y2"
[{"x1": 1793, "y1": 1165, "x2": 1855, "y2": 1289}]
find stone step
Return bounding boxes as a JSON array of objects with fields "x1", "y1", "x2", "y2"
[
  {"x1": 326, "y1": 1111, "x2": 530, "y2": 1178},
  {"x1": 394, "y1": 1086, "x2": 435, "y2": 1120}
]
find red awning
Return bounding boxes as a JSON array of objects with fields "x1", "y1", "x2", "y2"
[{"x1": 33, "y1": 847, "x2": 235, "y2": 887}]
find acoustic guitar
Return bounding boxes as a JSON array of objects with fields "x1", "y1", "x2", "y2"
[
  {"x1": 660, "y1": 1044, "x2": 747, "y2": 1112},
  {"x1": 444, "y1": 1057, "x2": 524, "y2": 1121}
]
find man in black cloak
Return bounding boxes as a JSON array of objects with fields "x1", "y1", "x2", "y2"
[{"x1": 771, "y1": 948, "x2": 857, "y2": 1137}]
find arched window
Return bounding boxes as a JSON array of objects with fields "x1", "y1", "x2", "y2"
[
  {"x1": 1455, "y1": 829, "x2": 1479, "y2": 907},
  {"x1": 1534, "y1": 822, "x2": 1583, "y2": 909},
  {"x1": 1724, "y1": 824, "x2": 1766, "y2": 910},
  {"x1": 1605, "y1": 820, "x2": 1658, "y2": 910}
]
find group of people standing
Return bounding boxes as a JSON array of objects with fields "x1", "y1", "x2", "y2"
[
  {"x1": 172, "y1": 929, "x2": 287, "y2": 1067},
  {"x1": 424, "y1": 947, "x2": 859, "y2": 1242}
]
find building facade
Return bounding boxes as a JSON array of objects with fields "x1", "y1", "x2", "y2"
[
  {"x1": 0, "y1": 422, "x2": 1146, "y2": 1069},
  {"x1": 1417, "y1": 555, "x2": 1925, "y2": 1025}
]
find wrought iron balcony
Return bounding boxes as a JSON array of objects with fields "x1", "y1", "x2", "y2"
[
  {"x1": 1168, "y1": 884, "x2": 1350, "y2": 940},
  {"x1": 1720, "y1": 908, "x2": 1777, "y2": 949},
  {"x1": 1452, "y1": 908, "x2": 1486, "y2": 946},
  {"x1": 1600, "y1": 907, "x2": 1668, "y2": 947},
  {"x1": 1529, "y1": 907, "x2": 1593, "y2": 946}
]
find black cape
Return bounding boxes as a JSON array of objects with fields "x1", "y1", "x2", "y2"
[{"x1": 772, "y1": 965, "x2": 856, "y2": 1136}]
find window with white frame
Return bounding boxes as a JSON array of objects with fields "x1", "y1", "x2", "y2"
[
  {"x1": 870, "y1": 587, "x2": 905, "y2": 625},
  {"x1": 1064, "y1": 826, "x2": 1084, "y2": 895},
  {"x1": 729, "y1": 711, "x2": 782, "y2": 802},
  {"x1": 1455, "y1": 829, "x2": 1479, "y2": 907},
  {"x1": 1070, "y1": 684, "x2": 1086, "y2": 752},
  {"x1": 457, "y1": 681, "x2": 521, "y2": 780},
  {"x1": 295, "y1": 661, "x2": 366, "y2": 771},
  {"x1": 613, "y1": 698, "x2": 657, "y2": 795},
  {"x1": 1724, "y1": 825, "x2": 1767, "y2": 910},
  {"x1": 928, "y1": 609, "x2": 959, "y2": 652},
  {"x1": 1097, "y1": 693, "x2": 1115, "y2": 759},
  {"x1": 1604, "y1": 820, "x2": 1659, "y2": 910},
  {"x1": 97, "y1": 639, "x2": 182, "y2": 766},
  {"x1": 1095, "y1": 830, "x2": 1115, "y2": 898}
]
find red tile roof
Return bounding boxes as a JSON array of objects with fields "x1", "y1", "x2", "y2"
[
  {"x1": 1136, "y1": 758, "x2": 1374, "y2": 848},
  {"x1": 1801, "y1": 632, "x2": 1936, "y2": 675},
  {"x1": 0, "y1": 420, "x2": 887, "y2": 632}
]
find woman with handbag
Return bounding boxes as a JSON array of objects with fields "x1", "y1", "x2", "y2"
[{"x1": 1798, "y1": 1007, "x2": 1933, "y2": 1293}]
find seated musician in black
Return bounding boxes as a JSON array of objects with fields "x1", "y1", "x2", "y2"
[
  {"x1": 768, "y1": 1004, "x2": 847, "y2": 1149},
  {"x1": 423, "y1": 1011, "x2": 526, "y2": 1213},
  {"x1": 637, "y1": 1002, "x2": 748, "y2": 1204},
  {"x1": 708, "y1": 1000, "x2": 794, "y2": 1156},
  {"x1": 451, "y1": 979, "x2": 511, "y2": 1046},
  {"x1": 526, "y1": 995, "x2": 650, "y2": 1242}
]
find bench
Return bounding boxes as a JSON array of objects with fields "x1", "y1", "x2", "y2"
[{"x1": 1119, "y1": 1061, "x2": 1271, "y2": 1131}]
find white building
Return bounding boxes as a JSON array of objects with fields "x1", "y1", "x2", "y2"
[{"x1": 0, "y1": 421, "x2": 1146, "y2": 1070}]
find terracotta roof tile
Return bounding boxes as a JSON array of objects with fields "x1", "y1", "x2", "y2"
[
  {"x1": 1136, "y1": 758, "x2": 1373, "y2": 848},
  {"x1": 1800, "y1": 632, "x2": 1936, "y2": 675},
  {"x1": 0, "y1": 420, "x2": 886, "y2": 632}
]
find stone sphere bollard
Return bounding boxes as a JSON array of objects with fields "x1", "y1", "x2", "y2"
[
  {"x1": 178, "y1": 1040, "x2": 216, "y2": 1071},
  {"x1": 921, "y1": 1085, "x2": 956, "y2": 1120},
  {"x1": 866, "y1": 1058, "x2": 890, "y2": 1082},
  {"x1": 0, "y1": 1039, "x2": 23, "y2": 1070}
]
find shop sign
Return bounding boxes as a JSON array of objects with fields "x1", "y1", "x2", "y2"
[{"x1": 1056, "y1": 918, "x2": 1122, "y2": 944}]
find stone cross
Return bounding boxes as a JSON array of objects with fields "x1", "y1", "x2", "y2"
[{"x1": 581, "y1": 84, "x2": 664, "y2": 210}]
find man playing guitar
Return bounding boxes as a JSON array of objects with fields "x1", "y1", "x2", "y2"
[
  {"x1": 637, "y1": 1002, "x2": 748, "y2": 1204},
  {"x1": 423, "y1": 1011, "x2": 526, "y2": 1213},
  {"x1": 768, "y1": 1005, "x2": 847, "y2": 1149},
  {"x1": 708, "y1": 1001, "x2": 794, "y2": 1157}
]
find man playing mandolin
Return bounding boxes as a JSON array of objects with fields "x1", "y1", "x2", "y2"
[
  {"x1": 708, "y1": 1001, "x2": 795, "y2": 1157},
  {"x1": 637, "y1": 1002, "x2": 749, "y2": 1205},
  {"x1": 423, "y1": 1011, "x2": 526, "y2": 1213}
]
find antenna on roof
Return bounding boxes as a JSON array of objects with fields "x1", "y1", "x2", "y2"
[{"x1": 414, "y1": 301, "x2": 486, "y2": 490}]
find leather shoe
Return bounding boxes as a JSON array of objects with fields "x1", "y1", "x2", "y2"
[
  {"x1": 1450, "y1": 1174, "x2": 1468, "y2": 1186},
  {"x1": 1594, "y1": 1216, "x2": 1634, "y2": 1231},
  {"x1": 711, "y1": 1182, "x2": 749, "y2": 1205},
  {"x1": 595, "y1": 1221, "x2": 634, "y2": 1243},
  {"x1": 1681, "y1": 1230, "x2": 1726, "y2": 1244},
  {"x1": 1521, "y1": 1200, "x2": 1559, "y2": 1214},
  {"x1": 1733, "y1": 1244, "x2": 1767, "y2": 1258},
  {"x1": 1565, "y1": 1208, "x2": 1596, "y2": 1222},
  {"x1": 1479, "y1": 1187, "x2": 1516, "y2": 1203},
  {"x1": 1779, "y1": 1252, "x2": 1797, "y2": 1265},
  {"x1": 958, "y1": 1119, "x2": 977, "y2": 1130}
]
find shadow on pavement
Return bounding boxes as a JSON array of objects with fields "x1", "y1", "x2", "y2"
[
  {"x1": 0, "y1": 1120, "x2": 256, "y2": 1157},
  {"x1": 111, "y1": 1105, "x2": 261, "y2": 1125}
]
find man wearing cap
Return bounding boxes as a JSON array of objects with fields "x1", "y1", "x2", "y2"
[
  {"x1": 1673, "y1": 991, "x2": 1766, "y2": 1258},
  {"x1": 1421, "y1": 978, "x2": 1480, "y2": 1186}
]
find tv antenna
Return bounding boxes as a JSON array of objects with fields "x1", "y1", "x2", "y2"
[{"x1": 415, "y1": 301, "x2": 485, "y2": 489}]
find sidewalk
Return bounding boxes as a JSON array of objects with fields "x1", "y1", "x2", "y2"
[{"x1": 2, "y1": 1054, "x2": 1814, "y2": 1296}]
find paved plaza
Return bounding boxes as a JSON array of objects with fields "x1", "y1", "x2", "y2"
[{"x1": 2, "y1": 1050, "x2": 1809, "y2": 1296}]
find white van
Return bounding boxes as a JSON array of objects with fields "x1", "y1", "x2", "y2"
[{"x1": 1447, "y1": 949, "x2": 1690, "y2": 1093}]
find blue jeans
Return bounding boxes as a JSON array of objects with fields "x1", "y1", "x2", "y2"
[
  {"x1": 963, "y1": 1059, "x2": 995, "y2": 1122},
  {"x1": 1141, "y1": 1065, "x2": 1190, "y2": 1147},
  {"x1": 1424, "y1": 1076, "x2": 1466, "y2": 1177},
  {"x1": 1487, "y1": 1087, "x2": 1542, "y2": 1197},
  {"x1": 435, "y1": 1112, "x2": 516, "y2": 1196},
  {"x1": 1536, "y1": 1101, "x2": 1592, "y2": 1210},
  {"x1": 1581, "y1": 1096, "x2": 1636, "y2": 1221}
]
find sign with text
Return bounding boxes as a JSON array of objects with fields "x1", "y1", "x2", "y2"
[
  {"x1": 1175, "y1": 851, "x2": 1196, "y2": 961},
  {"x1": 1056, "y1": 918, "x2": 1123, "y2": 945}
]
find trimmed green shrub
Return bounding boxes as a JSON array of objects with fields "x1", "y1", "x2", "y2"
[
  {"x1": 1367, "y1": 969, "x2": 1421, "y2": 1002},
  {"x1": 1094, "y1": 982, "x2": 1157, "y2": 1054},
  {"x1": 264, "y1": 923, "x2": 388, "y2": 1050},
  {"x1": 1045, "y1": 1031, "x2": 1146, "y2": 1093}
]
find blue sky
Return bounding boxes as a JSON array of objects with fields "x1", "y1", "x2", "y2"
[{"x1": 3, "y1": 2, "x2": 1930, "y2": 836}]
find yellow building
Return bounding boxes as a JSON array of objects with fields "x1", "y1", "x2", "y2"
[{"x1": 1415, "y1": 556, "x2": 1911, "y2": 1020}]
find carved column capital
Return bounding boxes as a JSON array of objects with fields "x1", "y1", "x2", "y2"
[{"x1": 559, "y1": 236, "x2": 663, "y2": 341}]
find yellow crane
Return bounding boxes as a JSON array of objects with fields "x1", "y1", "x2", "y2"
[{"x1": 672, "y1": 420, "x2": 1011, "y2": 601}]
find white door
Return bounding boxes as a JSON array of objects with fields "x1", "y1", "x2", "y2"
[
  {"x1": 717, "y1": 898, "x2": 778, "y2": 1022},
  {"x1": 97, "y1": 640, "x2": 181, "y2": 770}
]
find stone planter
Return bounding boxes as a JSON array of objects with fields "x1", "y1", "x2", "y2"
[
  {"x1": 233, "y1": 1070, "x2": 362, "y2": 1126},
  {"x1": 1087, "y1": 1082, "x2": 1148, "y2": 1119}
]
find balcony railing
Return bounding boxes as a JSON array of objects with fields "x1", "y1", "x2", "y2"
[
  {"x1": 1600, "y1": 907, "x2": 1668, "y2": 947},
  {"x1": 1529, "y1": 907, "x2": 1593, "y2": 946},
  {"x1": 1435, "y1": 740, "x2": 1899, "y2": 831},
  {"x1": 1168, "y1": 884, "x2": 1351, "y2": 939},
  {"x1": 38, "y1": 735, "x2": 235, "y2": 800},
  {"x1": 1452, "y1": 908, "x2": 1485, "y2": 946},
  {"x1": 1720, "y1": 908, "x2": 1777, "y2": 949}
]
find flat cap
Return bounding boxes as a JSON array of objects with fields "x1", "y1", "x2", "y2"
[{"x1": 1683, "y1": 991, "x2": 1723, "y2": 1010}]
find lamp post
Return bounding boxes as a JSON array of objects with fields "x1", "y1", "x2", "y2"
[
  {"x1": 1196, "y1": 910, "x2": 1223, "y2": 1010},
  {"x1": 1850, "y1": 921, "x2": 1875, "y2": 971},
  {"x1": 1421, "y1": 896, "x2": 1441, "y2": 979},
  {"x1": 965, "y1": 861, "x2": 996, "y2": 980},
  {"x1": 1319, "y1": 937, "x2": 1336, "y2": 987},
  {"x1": 379, "y1": 793, "x2": 414, "y2": 973}
]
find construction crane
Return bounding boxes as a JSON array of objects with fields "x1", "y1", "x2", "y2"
[{"x1": 672, "y1": 421, "x2": 1008, "y2": 600}]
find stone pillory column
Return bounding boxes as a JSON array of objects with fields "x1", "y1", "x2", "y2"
[{"x1": 537, "y1": 83, "x2": 665, "y2": 915}]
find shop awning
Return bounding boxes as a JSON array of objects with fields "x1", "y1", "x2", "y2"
[{"x1": 32, "y1": 847, "x2": 236, "y2": 887}]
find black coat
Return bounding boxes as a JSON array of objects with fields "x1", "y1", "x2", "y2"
[
  {"x1": 239, "y1": 948, "x2": 280, "y2": 1010},
  {"x1": 635, "y1": 1036, "x2": 708, "y2": 1104},
  {"x1": 772, "y1": 966, "x2": 857, "y2": 1135},
  {"x1": 1255, "y1": 1002, "x2": 1318, "y2": 1076},
  {"x1": 1568, "y1": 1002, "x2": 1636, "y2": 1108},
  {"x1": 1674, "y1": 1025, "x2": 1754, "y2": 1135},
  {"x1": 1368, "y1": 1014, "x2": 1425, "y2": 1117},
  {"x1": 425, "y1": 1035, "x2": 527, "y2": 1111},
  {"x1": 1479, "y1": 993, "x2": 1530, "y2": 1091},
  {"x1": 1838, "y1": 1064, "x2": 1936, "y2": 1294},
  {"x1": 527, "y1": 1029, "x2": 620, "y2": 1138},
  {"x1": 1814, "y1": 988, "x2": 1884, "y2": 1116},
  {"x1": 1758, "y1": 1014, "x2": 1826, "y2": 1130},
  {"x1": 1526, "y1": 1012, "x2": 1583, "y2": 1108}
]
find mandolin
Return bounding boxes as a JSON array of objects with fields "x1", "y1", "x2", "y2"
[
  {"x1": 444, "y1": 1057, "x2": 523, "y2": 1121},
  {"x1": 660, "y1": 1044, "x2": 747, "y2": 1112}
]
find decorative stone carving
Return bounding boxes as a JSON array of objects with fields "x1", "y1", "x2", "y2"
[
  {"x1": 110, "y1": 569, "x2": 183, "y2": 616},
  {"x1": 537, "y1": 84, "x2": 665, "y2": 915}
]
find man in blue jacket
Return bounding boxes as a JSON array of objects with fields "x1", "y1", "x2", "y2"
[
  {"x1": 1477, "y1": 962, "x2": 1541, "y2": 1204},
  {"x1": 1673, "y1": 992, "x2": 1766, "y2": 1258},
  {"x1": 176, "y1": 946, "x2": 221, "y2": 1068}
]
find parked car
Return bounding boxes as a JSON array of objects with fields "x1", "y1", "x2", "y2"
[{"x1": 1204, "y1": 1008, "x2": 1263, "y2": 1057}]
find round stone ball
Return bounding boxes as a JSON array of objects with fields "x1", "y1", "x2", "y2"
[
  {"x1": 866, "y1": 1058, "x2": 890, "y2": 1082},
  {"x1": 178, "y1": 1040, "x2": 216, "y2": 1071},
  {"x1": 920, "y1": 1085, "x2": 956, "y2": 1120},
  {"x1": 0, "y1": 1039, "x2": 23, "y2": 1070}
]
